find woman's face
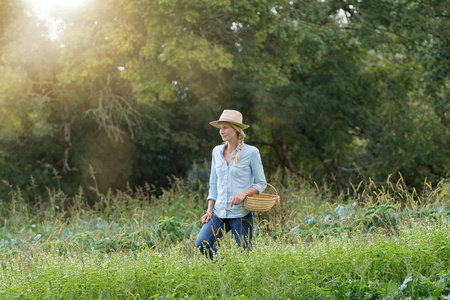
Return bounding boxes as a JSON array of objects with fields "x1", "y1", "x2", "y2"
[{"x1": 218, "y1": 122, "x2": 238, "y2": 142}]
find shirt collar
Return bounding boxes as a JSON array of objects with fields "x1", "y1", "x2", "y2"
[{"x1": 219, "y1": 143, "x2": 242, "y2": 154}]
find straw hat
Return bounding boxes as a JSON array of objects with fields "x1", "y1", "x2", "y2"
[{"x1": 209, "y1": 109, "x2": 249, "y2": 130}]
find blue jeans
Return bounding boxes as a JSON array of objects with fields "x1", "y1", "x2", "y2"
[{"x1": 195, "y1": 213, "x2": 253, "y2": 259}]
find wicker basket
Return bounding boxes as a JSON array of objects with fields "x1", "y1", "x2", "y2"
[{"x1": 244, "y1": 182, "x2": 280, "y2": 212}]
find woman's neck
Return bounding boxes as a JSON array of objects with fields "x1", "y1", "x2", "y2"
[{"x1": 225, "y1": 140, "x2": 239, "y2": 153}]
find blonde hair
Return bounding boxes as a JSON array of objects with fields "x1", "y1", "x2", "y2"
[{"x1": 229, "y1": 123, "x2": 246, "y2": 165}]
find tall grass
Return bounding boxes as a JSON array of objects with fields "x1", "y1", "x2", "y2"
[
  {"x1": 0, "y1": 172, "x2": 449, "y2": 299},
  {"x1": 0, "y1": 219, "x2": 449, "y2": 299}
]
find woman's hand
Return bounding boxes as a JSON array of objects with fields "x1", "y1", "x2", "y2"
[
  {"x1": 230, "y1": 191, "x2": 248, "y2": 207},
  {"x1": 201, "y1": 200, "x2": 215, "y2": 224},
  {"x1": 201, "y1": 211, "x2": 212, "y2": 224},
  {"x1": 230, "y1": 188, "x2": 258, "y2": 207}
]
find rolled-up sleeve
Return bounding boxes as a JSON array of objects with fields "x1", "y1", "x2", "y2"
[
  {"x1": 250, "y1": 148, "x2": 267, "y2": 194},
  {"x1": 207, "y1": 148, "x2": 218, "y2": 201}
]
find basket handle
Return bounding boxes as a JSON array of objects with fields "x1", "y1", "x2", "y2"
[{"x1": 255, "y1": 182, "x2": 278, "y2": 196}]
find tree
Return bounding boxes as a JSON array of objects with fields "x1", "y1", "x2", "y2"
[{"x1": 0, "y1": 0, "x2": 448, "y2": 203}]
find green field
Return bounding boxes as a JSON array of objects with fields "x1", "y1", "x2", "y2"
[{"x1": 1, "y1": 176, "x2": 449, "y2": 299}]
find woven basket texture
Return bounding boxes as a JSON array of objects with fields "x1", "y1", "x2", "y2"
[{"x1": 244, "y1": 183, "x2": 280, "y2": 212}]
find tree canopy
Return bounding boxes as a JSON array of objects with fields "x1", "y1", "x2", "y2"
[{"x1": 0, "y1": 0, "x2": 448, "y2": 202}]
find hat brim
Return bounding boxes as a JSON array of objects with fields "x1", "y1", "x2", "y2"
[{"x1": 209, "y1": 120, "x2": 249, "y2": 130}]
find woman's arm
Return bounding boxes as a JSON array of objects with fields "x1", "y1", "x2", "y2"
[
  {"x1": 202, "y1": 148, "x2": 218, "y2": 224},
  {"x1": 207, "y1": 149, "x2": 218, "y2": 201},
  {"x1": 250, "y1": 148, "x2": 266, "y2": 194},
  {"x1": 201, "y1": 199, "x2": 215, "y2": 224},
  {"x1": 230, "y1": 187, "x2": 258, "y2": 207}
]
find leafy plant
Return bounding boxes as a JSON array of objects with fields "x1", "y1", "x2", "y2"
[
  {"x1": 356, "y1": 204, "x2": 398, "y2": 233},
  {"x1": 154, "y1": 216, "x2": 183, "y2": 244}
]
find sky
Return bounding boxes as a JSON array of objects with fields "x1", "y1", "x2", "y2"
[{"x1": 23, "y1": 0, "x2": 92, "y2": 39}]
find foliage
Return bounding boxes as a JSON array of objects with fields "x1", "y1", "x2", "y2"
[
  {"x1": 0, "y1": 176, "x2": 449, "y2": 299},
  {"x1": 0, "y1": 0, "x2": 449, "y2": 204},
  {"x1": 154, "y1": 216, "x2": 183, "y2": 244},
  {"x1": 356, "y1": 204, "x2": 398, "y2": 233}
]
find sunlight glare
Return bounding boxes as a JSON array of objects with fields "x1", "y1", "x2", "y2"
[
  {"x1": 25, "y1": 0, "x2": 92, "y2": 15},
  {"x1": 24, "y1": 0, "x2": 92, "y2": 40}
]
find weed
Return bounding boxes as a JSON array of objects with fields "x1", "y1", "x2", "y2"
[{"x1": 0, "y1": 174, "x2": 448, "y2": 298}]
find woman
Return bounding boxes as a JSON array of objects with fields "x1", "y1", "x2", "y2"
[{"x1": 195, "y1": 109, "x2": 266, "y2": 259}]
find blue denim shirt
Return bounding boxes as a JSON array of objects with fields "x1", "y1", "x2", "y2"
[{"x1": 207, "y1": 143, "x2": 266, "y2": 218}]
